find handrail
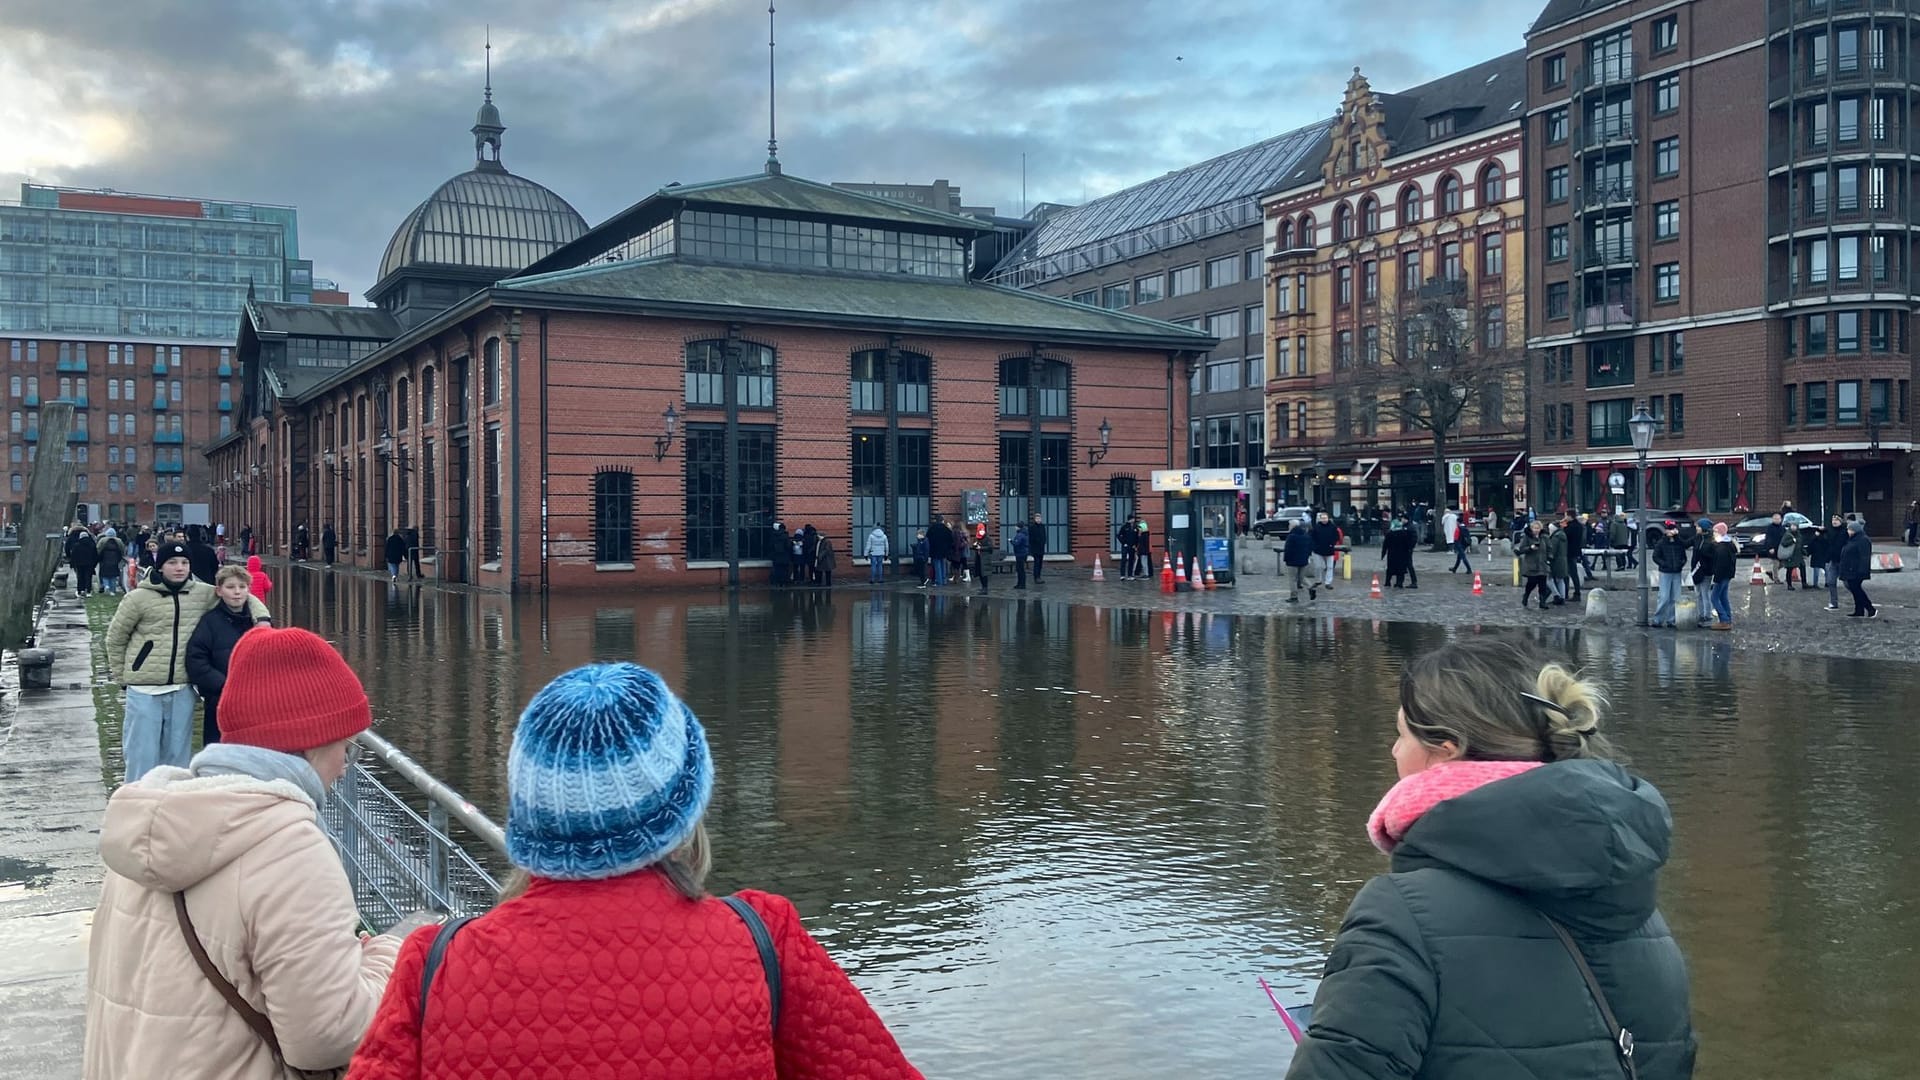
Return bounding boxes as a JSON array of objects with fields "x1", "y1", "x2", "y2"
[{"x1": 353, "y1": 729, "x2": 507, "y2": 854}]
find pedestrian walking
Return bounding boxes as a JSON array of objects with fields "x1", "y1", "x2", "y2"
[
  {"x1": 1778, "y1": 523, "x2": 1806, "y2": 589},
  {"x1": 344, "y1": 662, "x2": 925, "y2": 1080},
  {"x1": 185, "y1": 566, "x2": 265, "y2": 746},
  {"x1": 1011, "y1": 524, "x2": 1030, "y2": 590},
  {"x1": 1285, "y1": 518, "x2": 1314, "y2": 602},
  {"x1": 85, "y1": 627, "x2": 400, "y2": 1080},
  {"x1": 1516, "y1": 520, "x2": 1550, "y2": 610},
  {"x1": 814, "y1": 532, "x2": 836, "y2": 589},
  {"x1": 1546, "y1": 520, "x2": 1571, "y2": 606},
  {"x1": 407, "y1": 527, "x2": 424, "y2": 579},
  {"x1": 1284, "y1": 638, "x2": 1696, "y2": 1080},
  {"x1": 1027, "y1": 512, "x2": 1047, "y2": 584},
  {"x1": 1651, "y1": 522, "x2": 1689, "y2": 627},
  {"x1": 864, "y1": 524, "x2": 889, "y2": 584},
  {"x1": 1905, "y1": 499, "x2": 1919, "y2": 547},
  {"x1": 1310, "y1": 512, "x2": 1340, "y2": 594},
  {"x1": 69, "y1": 524, "x2": 100, "y2": 596},
  {"x1": 246, "y1": 554, "x2": 275, "y2": 603},
  {"x1": 1708, "y1": 522, "x2": 1738, "y2": 629},
  {"x1": 97, "y1": 528, "x2": 126, "y2": 595},
  {"x1": 1760, "y1": 513, "x2": 1786, "y2": 583},
  {"x1": 1839, "y1": 518, "x2": 1878, "y2": 618},
  {"x1": 1824, "y1": 514, "x2": 1845, "y2": 610},
  {"x1": 1380, "y1": 514, "x2": 1417, "y2": 590},
  {"x1": 103, "y1": 541, "x2": 272, "y2": 784},
  {"x1": 322, "y1": 522, "x2": 338, "y2": 565},
  {"x1": 239, "y1": 524, "x2": 254, "y2": 558}
]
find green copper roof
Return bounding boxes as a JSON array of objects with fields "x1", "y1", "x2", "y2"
[
  {"x1": 502, "y1": 256, "x2": 1216, "y2": 349},
  {"x1": 665, "y1": 171, "x2": 991, "y2": 234}
]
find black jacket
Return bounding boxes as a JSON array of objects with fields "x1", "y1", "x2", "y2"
[
  {"x1": 1709, "y1": 537, "x2": 1739, "y2": 582},
  {"x1": 384, "y1": 532, "x2": 409, "y2": 564},
  {"x1": 1283, "y1": 527, "x2": 1313, "y2": 567},
  {"x1": 1761, "y1": 522, "x2": 1785, "y2": 556},
  {"x1": 68, "y1": 532, "x2": 99, "y2": 571},
  {"x1": 1838, "y1": 530, "x2": 1874, "y2": 581},
  {"x1": 1286, "y1": 761, "x2": 1696, "y2": 1080},
  {"x1": 184, "y1": 602, "x2": 260, "y2": 697},
  {"x1": 321, "y1": 527, "x2": 338, "y2": 552},
  {"x1": 1380, "y1": 527, "x2": 1416, "y2": 572},
  {"x1": 187, "y1": 540, "x2": 220, "y2": 584},
  {"x1": 926, "y1": 522, "x2": 955, "y2": 560},
  {"x1": 1027, "y1": 522, "x2": 1048, "y2": 556},
  {"x1": 97, "y1": 535, "x2": 125, "y2": 569},
  {"x1": 1652, "y1": 533, "x2": 1690, "y2": 574},
  {"x1": 770, "y1": 528, "x2": 791, "y2": 565},
  {"x1": 1310, "y1": 522, "x2": 1340, "y2": 557}
]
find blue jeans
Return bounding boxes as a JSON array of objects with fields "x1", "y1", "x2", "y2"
[
  {"x1": 388, "y1": 561, "x2": 401, "y2": 578},
  {"x1": 1827, "y1": 562, "x2": 1841, "y2": 605},
  {"x1": 1654, "y1": 572, "x2": 1681, "y2": 626},
  {"x1": 933, "y1": 558, "x2": 948, "y2": 586},
  {"x1": 123, "y1": 686, "x2": 196, "y2": 783},
  {"x1": 869, "y1": 555, "x2": 883, "y2": 583},
  {"x1": 1452, "y1": 540, "x2": 1473, "y2": 573},
  {"x1": 1710, "y1": 580, "x2": 1733, "y2": 624}
]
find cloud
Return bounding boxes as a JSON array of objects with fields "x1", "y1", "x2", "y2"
[{"x1": 0, "y1": 0, "x2": 1541, "y2": 299}]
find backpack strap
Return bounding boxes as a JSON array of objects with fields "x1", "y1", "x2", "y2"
[
  {"x1": 1540, "y1": 914, "x2": 1639, "y2": 1080},
  {"x1": 174, "y1": 892, "x2": 287, "y2": 1066},
  {"x1": 720, "y1": 894, "x2": 783, "y2": 1033},
  {"x1": 417, "y1": 915, "x2": 478, "y2": 1024}
]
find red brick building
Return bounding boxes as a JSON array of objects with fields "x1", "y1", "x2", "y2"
[
  {"x1": 1525, "y1": 0, "x2": 1916, "y2": 527},
  {"x1": 214, "y1": 139, "x2": 1210, "y2": 589}
]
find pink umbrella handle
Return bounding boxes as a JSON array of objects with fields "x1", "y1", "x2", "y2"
[{"x1": 1258, "y1": 977, "x2": 1308, "y2": 1043}]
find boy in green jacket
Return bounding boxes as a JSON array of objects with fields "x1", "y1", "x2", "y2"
[{"x1": 103, "y1": 542, "x2": 270, "y2": 783}]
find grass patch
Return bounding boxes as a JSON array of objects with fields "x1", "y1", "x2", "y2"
[{"x1": 83, "y1": 592, "x2": 207, "y2": 792}]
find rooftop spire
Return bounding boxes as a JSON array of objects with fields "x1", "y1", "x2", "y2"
[
  {"x1": 472, "y1": 26, "x2": 506, "y2": 172},
  {"x1": 765, "y1": 3, "x2": 781, "y2": 175}
]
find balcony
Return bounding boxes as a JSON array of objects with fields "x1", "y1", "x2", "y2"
[
  {"x1": 68, "y1": 430, "x2": 88, "y2": 443},
  {"x1": 1771, "y1": 0, "x2": 1907, "y2": 35},
  {"x1": 217, "y1": 361, "x2": 233, "y2": 377},
  {"x1": 1769, "y1": 128, "x2": 1905, "y2": 169},
  {"x1": 1578, "y1": 184, "x2": 1637, "y2": 214},
  {"x1": 153, "y1": 431, "x2": 184, "y2": 444},
  {"x1": 23, "y1": 428, "x2": 36, "y2": 442},
  {"x1": 153, "y1": 461, "x2": 184, "y2": 474},
  {"x1": 21, "y1": 393, "x2": 38, "y2": 407},
  {"x1": 1576, "y1": 117, "x2": 1637, "y2": 153},
  {"x1": 1581, "y1": 242, "x2": 1639, "y2": 270},
  {"x1": 55, "y1": 357, "x2": 81, "y2": 373},
  {"x1": 1769, "y1": 197, "x2": 1892, "y2": 236},
  {"x1": 1572, "y1": 59, "x2": 1637, "y2": 91},
  {"x1": 70, "y1": 395, "x2": 88, "y2": 409},
  {"x1": 218, "y1": 399, "x2": 233, "y2": 411},
  {"x1": 152, "y1": 396, "x2": 169, "y2": 410},
  {"x1": 1417, "y1": 277, "x2": 1468, "y2": 301},
  {"x1": 1577, "y1": 300, "x2": 1638, "y2": 332},
  {"x1": 152, "y1": 360, "x2": 168, "y2": 375}
]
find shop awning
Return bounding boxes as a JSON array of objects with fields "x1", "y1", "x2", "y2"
[
  {"x1": 1358, "y1": 460, "x2": 1381, "y2": 482},
  {"x1": 1318, "y1": 461, "x2": 1358, "y2": 475},
  {"x1": 1504, "y1": 451, "x2": 1528, "y2": 476}
]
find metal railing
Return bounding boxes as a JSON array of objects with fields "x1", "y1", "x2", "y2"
[{"x1": 321, "y1": 730, "x2": 506, "y2": 932}]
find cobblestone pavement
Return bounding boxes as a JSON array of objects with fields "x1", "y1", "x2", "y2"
[
  {"x1": 864, "y1": 539, "x2": 1920, "y2": 664},
  {"x1": 0, "y1": 591, "x2": 107, "y2": 1080}
]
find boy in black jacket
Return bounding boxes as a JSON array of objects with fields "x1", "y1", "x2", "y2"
[{"x1": 185, "y1": 566, "x2": 268, "y2": 745}]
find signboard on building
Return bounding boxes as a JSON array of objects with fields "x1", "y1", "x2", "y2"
[
  {"x1": 1151, "y1": 469, "x2": 1248, "y2": 491},
  {"x1": 1447, "y1": 461, "x2": 1467, "y2": 484},
  {"x1": 1744, "y1": 453, "x2": 1764, "y2": 472},
  {"x1": 961, "y1": 489, "x2": 989, "y2": 525}
]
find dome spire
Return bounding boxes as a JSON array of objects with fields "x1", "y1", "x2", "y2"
[{"x1": 472, "y1": 26, "x2": 506, "y2": 172}]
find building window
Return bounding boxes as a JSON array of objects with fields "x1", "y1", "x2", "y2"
[
  {"x1": 1482, "y1": 232, "x2": 1505, "y2": 277},
  {"x1": 1588, "y1": 339, "x2": 1634, "y2": 388},
  {"x1": 1295, "y1": 273, "x2": 1309, "y2": 312},
  {"x1": 1547, "y1": 166, "x2": 1569, "y2": 203},
  {"x1": 1102, "y1": 282, "x2": 1131, "y2": 309},
  {"x1": 1545, "y1": 53, "x2": 1567, "y2": 88},
  {"x1": 1548, "y1": 224, "x2": 1569, "y2": 261},
  {"x1": 1276, "y1": 338, "x2": 1291, "y2": 377},
  {"x1": 480, "y1": 338, "x2": 500, "y2": 407},
  {"x1": 396, "y1": 378, "x2": 410, "y2": 431},
  {"x1": 1836, "y1": 380, "x2": 1861, "y2": 424},
  {"x1": 1297, "y1": 214, "x2": 1317, "y2": 248},
  {"x1": 1483, "y1": 305, "x2": 1505, "y2": 349},
  {"x1": 1207, "y1": 310, "x2": 1240, "y2": 340},
  {"x1": 1245, "y1": 302, "x2": 1263, "y2": 340},
  {"x1": 1652, "y1": 15, "x2": 1678, "y2": 53},
  {"x1": 593, "y1": 469, "x2": 634, "y2": 564},
  {"x1": 1402, "y1": 250, "x2": 1423, "y2": 291},
  {"x1": 1870, "y1": 379, "x2": 1891, "y2": 424},
  {"x1": 1246, "y1": 351, "x2": 1264, "y2": 386},
  {"x1": 1655, "y1": 263, "x2": 1681, "y2": 302},
  {"x1": 1547, "y1": 282, "x2": 1571, "y2": 319},
  {"x1": 1544, "y1": 404, "x2": 1558, "y2": 442},
  {"x1": 1654, "y1": 201, "x2": 1680, "y2": 241},
  {"x1": 1169, "y1": 264, "x2": 1203, "y2": 296},
  {"x1": 1399, "y1": 186, "x2": 1422, "y2": 224},
  {"x1": 1838, "y1": 97, "x2": 1861, "y2": 143},
  {"x1": 1361, "y1": 197, "x2": 1380, "y2": 234},
  {"x1": 1654, "y1": 74, "x2": 1679, "y2": 115},
  {"x1": 998, "y1": 357, "x2": 1070, "y2": 418},
  {"x1": 1364, "y1": 324, "x2": 1380, "y2": 365},
  {"x1": 1441, "y1": 242, "x2": 1463, "y2": 281},
  {"x1": 1588, "y1": 398, "x2": 1633, "y2": 447},
  {"x1": 1480, "y1": 164, "x2": 1505, "y2": 206},
  {"x1": 1870, "y1": 310, "x2": 1892, "y2": 351},
  {"x1": 482, "y1": 423, "x2": 503, "y2": 562},
  {"x1": 1206, "y1": 361, "x2": 1241, "y2": 393},
  {"x1": 1070, "y1": 290, "x2": 1097, "y2": 307},
  {"x1": 1836, "y1": 165, "x2": 1860, "y2": 211},
  {"x1": 1590, "y1": 28, "x2": 1633, "y2": 83},
  {"x1": 1333, "y1": 204, "x2": 1354, "y2": 243},
  {"x1": 1654, "y1": 138, "x2": 1680, "y2": 178},
  {"x1": 1245, "y1": 248, "x2": 1263, "y2": 281},
  {"x1": 1807, "y1": 312, "x2": 1828, "y2": 354},
  {"x1": 1837, "y1": 311, "x2": 1861, "y2": 353},
  {"x1": 1786, "y1": 384, "x2": 1798, "y2": 426},
  {"x1": 1362, "y1": 260, "x2": 1379, "y2": 301},
  {"x1": 1276, "y1": 275, "x2": 1292, "y2": 312},
  {"x1": 1837, "y1": 235, "x2": 1861, "y2": 281},
  {"x1": 1135, "y1": 273, "x2": 1165, "y2": 304},
  {"x1": 1337, "y1": 266, "x2": 1354, "y2": 305},
  {"x1": 1438, "y1": 175, "x2": 1463, "y2": 214},
  {"x1": 1806, "y1": 381, "x2": 1828, "y2": 425},
  {"x1": 420, "y1": 440, "x2": 437, "y2": 548},
  {"x1": 1336, "y1": 330, "x2": 1355, "y2": 370},
  {"x1": 1547, "y1": 108, "x2": 1569, "y2": 145},
  {"x1": 1206, "y1": 255, "x2": 1239, "y2": 289}
]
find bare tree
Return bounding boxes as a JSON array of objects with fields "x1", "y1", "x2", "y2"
[{"x1": 1328, "y1": 279, "x2": 1526, "y2": 546}]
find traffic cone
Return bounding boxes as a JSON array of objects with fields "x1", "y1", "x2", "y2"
[
  {"x1": 1188, "y1": 556, "x2": 1201, "y2": 592},
  {"x1": 1472, "y1": 571, "x2": 1485, "y2": 596},
  {"x1": 1092, "y1": 556, "x2": 1105, "y2": 581},
  {"x1": 1175, "y1": 556, "x2": 1188, "y2": 591},
  {"x1": 1160, "y1": 553, "x2": 1175, "y2": 593},
  {"x1": 1749, "y1": 557, "x2": 1767, "y2": 586},
  {"x1": 1369, "y1": 573, "x2": 1383, "y2": 599},
  {"x1": 1203, "y1": 562, "x2": 1216, "y2": 589}
]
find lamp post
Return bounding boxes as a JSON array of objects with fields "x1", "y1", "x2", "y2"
[
  {"x1": 1628, "y1": 402, "x2": 1659, "y2": 626},
  {"x1": 1085, "y1": 417, "x2": 1112, "y2": 468}
]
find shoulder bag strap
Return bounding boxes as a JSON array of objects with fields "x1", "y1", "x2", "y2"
[
  {"x1": 417, "y1": 915, "x2": 478, "y2": 1024},
  {"x1": 720, "y1": 894, "x2": 783, "y2": 1033},
  {"x1": 1541, "y1": 914, "x2": 1639, "y2": 1080},
  {"x1": 173, "y1": 891, "x2": 286, "y2": 1063}
]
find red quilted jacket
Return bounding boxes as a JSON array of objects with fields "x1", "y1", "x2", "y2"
[{"x1": 345, "y1": 870, "x2": 922, "y2": 1080}]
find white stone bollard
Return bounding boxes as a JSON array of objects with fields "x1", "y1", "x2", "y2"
[
  {"x1": 1675, "y1": 595, "x2": 1700, "y2": 628},
  {"x1": 1584, "y1": 588, "x2": 1609, "y2": 622}
]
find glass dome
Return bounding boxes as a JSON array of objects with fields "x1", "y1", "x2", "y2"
[{"x1": 376, "y1": 168, "x2": 588, "y2": 283}]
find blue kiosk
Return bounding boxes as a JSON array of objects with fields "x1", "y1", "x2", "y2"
[{"x1": 1153, "y1": 467, "x2": 1246, "y2": 585}]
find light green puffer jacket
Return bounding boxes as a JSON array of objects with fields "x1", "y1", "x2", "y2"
[{"x1": 103, "y1": 574, "x2": 270, "y2": 687}]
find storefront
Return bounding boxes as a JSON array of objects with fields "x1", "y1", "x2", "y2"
[{"x1": 1530, "y1": 455, "x2": 1763, "y2": 517}]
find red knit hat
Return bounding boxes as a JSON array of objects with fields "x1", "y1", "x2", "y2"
[{"x1": 217, "y1": 627, "x2": 370, "y2": 752}]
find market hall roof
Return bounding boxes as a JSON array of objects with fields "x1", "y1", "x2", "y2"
[
  {"x1": 375, "y1": 169, "x2": 590, "y2": 285},
  {"x1": 243, "y1": 299, "x2": 400, "y2": 342},
  {"x1": 498, "y1": 255, "x2": 1218, "y2": 350}
]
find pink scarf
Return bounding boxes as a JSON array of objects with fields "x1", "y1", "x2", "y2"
[{"x1": 1367, "y1": 760, "x2": 1544, "y2": 854}]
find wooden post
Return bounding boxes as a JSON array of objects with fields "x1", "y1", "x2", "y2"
[{"x1": 0, "y1": 402, "x2": 81, "y2": 651}]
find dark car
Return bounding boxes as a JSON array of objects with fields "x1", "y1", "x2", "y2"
[
  {"x1": 1252, "y1": 508, "x2": 1314, "y2": 539},
  {"x1": 1730, "y1": 515, "x2": 1777, "y2": 557}
]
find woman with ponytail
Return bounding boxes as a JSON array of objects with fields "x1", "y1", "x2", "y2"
[{"x1": 1286, "y1": 638, "x2": 1696, "y2": 1080}]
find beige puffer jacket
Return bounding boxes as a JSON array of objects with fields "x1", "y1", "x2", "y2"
[
  {"x1": 84, "y1": 767, "x2": 399, "y2": 1079},
  {"x1": 104, "y1": 574, "x2": 270, "y2": 687}
]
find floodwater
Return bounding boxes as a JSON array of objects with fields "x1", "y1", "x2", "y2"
[{"x1": 280, "y1": 567, "x2": 1920, "y2": 1079}]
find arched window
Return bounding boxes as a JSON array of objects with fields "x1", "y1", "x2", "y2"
[
  {"x1": 421, "y1": 368, "x2": 436, "y2": 423},
  {"x1": 685, "y1": 340, "x2": 777, "y2": 408},
  {"x1": 1479, "y1": 163, "x2": 1505, "y2": 206},
  {"x1": 1277, "y1": 220, "x2": 1294, "y2": 251},
  {"x1": 482, "y1": 338, "x2": 501, "y2": 407},
  {"x1": 395, "y1": 377, "x2": 410, "y2": 431},
  {"x1": 593, "y1": 468, "x2": 634, "y2": 565},
  {"x1": 1399, "y1": 186, "x2": 1423, "y2": 224},
  {"x1": 1333, "y1": 204, "x2": 1353, "y2": 242},
  {"x1": 1439, "y1": 175, "x2": 1463, "y2": 214},
  {"x1": 1361, "y1": 196, "x2": 1380, "y2": 235},
  {"x1": 1297, "y1": 214, "x2": 1317, "y2": 248}
]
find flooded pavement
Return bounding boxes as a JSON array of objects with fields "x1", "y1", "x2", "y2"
[{"x1": 281, "y1": 566, "x2": 1920, "y2": 1079}]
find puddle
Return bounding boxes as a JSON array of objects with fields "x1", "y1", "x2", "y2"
[{"x1": 0, "y1": 855, "x2": 55, "y2": 889}]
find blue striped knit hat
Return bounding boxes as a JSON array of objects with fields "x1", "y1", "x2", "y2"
[{"x1": 507, "y1": 663, "x2": 713, "y2": 880}]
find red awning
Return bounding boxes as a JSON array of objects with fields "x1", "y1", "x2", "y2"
[{"x1": 1504, "y1": 451, "x2": 1528, "y2": 476}]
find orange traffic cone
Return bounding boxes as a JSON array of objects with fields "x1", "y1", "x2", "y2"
[
  {"x1": 1092, "y1": 556, "x2": 1105, "y2": 581},
  {"x1": 1202, "y1": 562, "x2": 1216, "y2": 589},
  {"x1": 1188, "y1": 556, "x2": 1201, "y2": 592},
  {"x1": 1160, "y1": 553, "x2": 1175, "y2": 593},
  {"x1": 1471, "y1": 571, "x2": 1485, "y2": 596},
  {"x1": 1174, "y1": 556, "x2": 1188, "y2": 591},
  {"x1": 1749, "y1": 557, "x2": 1767, "y2": 585},
  {"x1": 1369, "y1": 573, "x2": 1383, "y2": 599}
]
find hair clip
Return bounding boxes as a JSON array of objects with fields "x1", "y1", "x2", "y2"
[{"x1": 1519, "y1": 691, "x2": 1570, "y2": 718}]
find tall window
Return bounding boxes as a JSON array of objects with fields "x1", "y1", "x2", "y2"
[
  {"x1": 1038, "y1": 435, "x2": 1070, "y2": 554},
  {"x1": 684, "y1": 425, "x2": 775, "y2": 562},
  {"x1": 421, "y1": 439, "x2": 437, "y2": 548},
  {"x1": 482, "y1": 338, "x2": 501, "y2": 407},
  {"x1": 998, "y1": 434, "x2": 1031, "y2": 548},
  {"x1": 1439, "y1": 175, "x2": 1463, "y2": 214},
  {"x1": 1333, "y1": 204, "x2": 1353, "y2": 242},
  {"x1": 1402, "y1": 250, "x2": 1423, "y2": 291},
  {"x1": 396, "y1": 378, "x2": 410, "y2": 431},
  {"x1": 483, "y1": 423, "x2": 502, "y2": 562},
  {"x1": 1482, "y1": 232, "x2": 1504, "y2": 277},
  {"x1": 1480, "y1": 163, "x2": 1504, "y2": 205},
  {"x1": 594, "y1": 469, "x2": 634, "y2": 564},
  {"x1": 1361, "y1": 196, "x2": 1380, "y2": 234},
  {"x1": 998, "y1": 358, "x2": 1068, "y2": 418},
  {"x1": 1399, "y1": 186, "x2": 1422, "y2": 224},
  {"x1": 685, "y1": 340, "x2": 775, "y2": 408}
]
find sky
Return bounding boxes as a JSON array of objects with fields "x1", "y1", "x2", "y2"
[{"x1": 0, "y1": 0, "x2": 1544, "y2": 300}]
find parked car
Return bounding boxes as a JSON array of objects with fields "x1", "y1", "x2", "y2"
[
  {"x1": 1730, "y1": 515, "x2": 1777, "y2": 556},
  {"x1": 1251, "y1": 508, "x2": 1314, "y2": 539}
]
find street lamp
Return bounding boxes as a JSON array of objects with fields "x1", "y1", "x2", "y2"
[
  {"x1": 653, "y1": 403, "x2": 680, "y2": 462},
  {"x1": 1628, "y1": 401, "x2": 1659, "y2": 626},
  {"x1": 1085, "y1": 417, "x2": 1112, "y2": 468}
]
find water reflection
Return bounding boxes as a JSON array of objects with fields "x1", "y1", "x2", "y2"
[{"x1": 280, "y1": 566, "x2": 1920, "y2": 1079}]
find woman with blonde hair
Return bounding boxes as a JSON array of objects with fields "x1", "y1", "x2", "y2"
[
  {"x1": 1286, "y1": 637, "x2": 1696, "y2": 1079},
  {"x1": 347, "y1": 662, "x2": 921, "y2": 1079}
]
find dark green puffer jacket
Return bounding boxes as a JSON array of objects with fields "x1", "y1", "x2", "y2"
[{"x1": 1286, "y1": 760, "x2": 1697, "y2": 1080}]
